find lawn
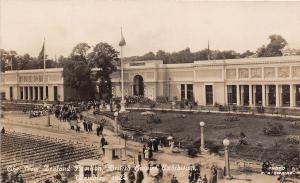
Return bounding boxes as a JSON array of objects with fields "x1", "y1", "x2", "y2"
[{"x1": 122, "y1": 110, "x2": 300, "y2": 166}]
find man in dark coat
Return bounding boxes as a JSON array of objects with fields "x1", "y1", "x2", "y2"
[
  {"x1": 153, "y1": 139, "x2": 159, "y2": 152},
  {"x1": 83, "y1": 120, "x2": 87, "y2": 132},
  {"x1": 1, "y1": 127, "x2": 5, "y2": 134},
  {"x1": 128, "y1": 168, "x2": 135, "y2": 183},
  {"x1": 138, "y1": 152, "x2": 142, "y2": 165},
  {"x1": 136, "y1": 169, "x2": 144, "y2": 183},
  {"x1": 148, "y1": 148, "x2": 153, "y2": 160},
  {"x1": 142, "y1": 145, "x2": 146, "y2": 159},
  {"x1": 99, "y1": 124, "x2": 104, "y2": 135},
  {"x1": 101, "y1": 136, "x2": 106, "y2": 154},
  {"x1": 96, "y1": 126, "x2": 100, "y2": 136}
]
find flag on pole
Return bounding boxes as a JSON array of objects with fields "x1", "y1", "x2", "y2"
[
  {"x1": 119, "y1": 28, "x2": 126, "y2": 47},
  {"x1": 38, "y1": 40, "x2": 45, "y2": 60}
]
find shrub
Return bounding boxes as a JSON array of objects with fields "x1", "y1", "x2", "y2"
[
  {"x1": 289, "y1": 121, "x2": 300, "y2": 129},
  {"x1": 156, "y1": 96, "x2": 169, "y2": 103},
  {"x1": 285, "y1": 135, "x2": 300, "y2": 144},
  {"x1": 263, "y1": 122, "x2": 285, "y2": 136}
]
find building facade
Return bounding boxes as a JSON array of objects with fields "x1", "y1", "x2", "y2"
[
  {"x1": 1, "y1": 56, "x2": 300, "y2": 108},
  {"x1": 1, "y1": 68, "x2": 65, "y2": 101}
]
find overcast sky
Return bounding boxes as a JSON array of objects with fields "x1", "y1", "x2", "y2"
[{"x1": 1, "y1": 0, "x2": 300, "y2": 58}]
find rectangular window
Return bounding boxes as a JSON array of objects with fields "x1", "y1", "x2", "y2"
[
  {"x1": 296, "y1": 85, "x2": 300, "y2": 107},
  {"x1": 227, "y1": 85, "x2": 237, "y2": 105},
  {"x1": 181, "y1": 84, "x2": 185, "y2": 100},
  {"x1": 54, "y1": 86, "x2": 58, "y2": 101},
  {"x1": 46, "y1": 86, "x2": 48, "y2": 99},
  {"x1": 30, "y1": 87, "x2": 33, "y2": 100},
  {"x1": 25, "y1": 87, "x2": 28, "y2": 100},
  {"x1": 187, "y1": 84, "x2": 193, "y2": 101},
  {"x1": 39, "y1": 86, "x2": 43, "y2": 100},
  {"x1": 205, "y1": 85, "x2": 213, "y2": 105},
  {"x1": 20, "y1": 87, "x2": 24, "y2": 100},
  {"x1": 9, "y1": 86, "x2": 13, "y2": 100},
  {"x1": 282, "y1": 85, "x2": 290, "y2": 106}
]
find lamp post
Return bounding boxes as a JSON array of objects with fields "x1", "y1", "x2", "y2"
[
  {"x1": 114, "y1": 111, "x2": 119, "y2": 135},
  {"x1": 200, "y1": 121, "x2": 205, "y2": 151},
  {"x1": 47, "y1": 105, "x2": 51, "y2": 127},
  {"x1": 119, "y1": 28, "x2": 126, "y2": 112},
  {"x1": 223, "y1": 138, "x2": 232, "y2": 179}
]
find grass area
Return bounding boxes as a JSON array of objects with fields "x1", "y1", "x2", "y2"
[{"x1": 123, "y1": 110, "x2": 300, "y2": 165}]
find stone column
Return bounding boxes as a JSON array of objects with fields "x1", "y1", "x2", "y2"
[
  {"x1": 276, "y1": 84, "x2": 280, "y2": 107},
  {"x1": 249, "y1": 85, "x2": 253, "y2": 106},
  {"x1": 265, "y1": 85, "x2": 269, "y2": 106},
  {"x1": 37, "y1": 86, "x2": 40, "y2": 101},
  {"x1": 236, "y1": 85, "x2": 240, "y2": 106},
  {"x1": 253, "y1": 85, "x2": 256, "y2": 106},
  {"x1": 27, "y1": 87, "x2": 29, "y2": 100},
  {"x1": 33, "y1": 87, "x2": 36, "y2": 100},
  {"x1": 262, "y1": 85, "x2": 266, "y2": 107},
  {"x1": 290, "y1": 84, "x2": 295, "y2": 107},
  {"x1": 240, "y1": 85, "x2": 244, "y2": 106}
]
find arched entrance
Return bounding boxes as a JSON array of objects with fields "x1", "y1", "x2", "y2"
[{"x1": 133, "y1": 75, "x2": 144, "y2": 96}]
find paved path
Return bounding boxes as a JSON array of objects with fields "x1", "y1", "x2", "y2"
[{"x1": 1, "y1": 111, "x2": 299, "y2": 183}]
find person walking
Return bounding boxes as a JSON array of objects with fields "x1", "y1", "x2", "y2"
[
  {"x1": 83, "y1": 120, "x2": 87, "y2": 132},
  {"x1": 145, "y1": 148, "x2": 149, "y2": 161},
  {"x1": 138, "y1": 152, "x2": 142, "y2": 166},
  {"x1": 136, "y1": 169, "x2": 144, "y2": 183},
  {"x1": 1, "y1": 127, "x2": 5, "y2": 134},
  {"x1": 209, "y1": 166, "x2": 217, "y2": 183},
  {"x1": 202, "y1": 175, "x2": 208, "y2": 183},
  {"x1": 142, "y1": 145, "x2": 146, "y2": 159},
  {"x1": 128, "y1": 168, "x2": 135, "y2": 183},
  {"x1": 101, "y1": 136, "x2": 106, "y2": 154}
]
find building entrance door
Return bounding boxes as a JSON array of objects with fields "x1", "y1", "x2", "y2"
[{"x1": 133, "y1": 75, "x2": 144, "y2": 96}]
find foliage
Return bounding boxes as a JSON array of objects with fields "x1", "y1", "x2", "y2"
[
  {"x1": 70, "y1": 42, "x2": 91, "y2": 63},
  {"x1": 125, "y1": 95, "x2": 155, "y2": 105},
  {"x1": 124, "y1": 47, "x2": 241, "y2": 64},
  {"x1": 146, "y1": 114, "x2": 162, "y2": 124},
  {"x1": 88, "y1": 42, "x2": 119, "y2": 102},
  {"x1": 156, "y1": 96, "x2": 169, "y2": 103},
  {"x1": 289, "y1": 121, "x2": 300, "y2": 129},
  {"x1": 62, "y1": 60, "x2": 94, "y2": 100},
  {"x1": 263, "y1": 122, "x2": 285, "y2": 136},
  {"x1": 256, "y1": 34, "x2": 287, "y2": 57},
  {"x1": 0, "y1": 49, "x2": 59, "y2": 71},
  {"x1": 285, "y1": 135, "x2": 300, "y2": 144}
]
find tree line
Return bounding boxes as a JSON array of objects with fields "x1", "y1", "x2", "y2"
[{"x1": 125, "y1": 34, "x2": 300, "y2": 63}]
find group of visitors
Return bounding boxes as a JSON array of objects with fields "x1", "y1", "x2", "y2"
[
  {"x1": 141, "y1": 138, "x2": 160, "y2": 161},
  {"x1": 120, "y1": 162, "x2": 164, "y2": 183},
  {"x1": 82, "y1": 119, "x2": 93, "y2": 132},
  {"x1": 120, "y1": 167, "x2": 145, "y2": 183}
]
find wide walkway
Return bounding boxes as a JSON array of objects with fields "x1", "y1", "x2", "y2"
[{"x1": 1, "y1": 111, "x2": 298, "y2": 183}]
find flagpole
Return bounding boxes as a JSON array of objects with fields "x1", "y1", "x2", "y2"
[
  {"x1": 120, "y1": 28, "x2": 126, "y2": 112},
  {"x1": 43, "y1": 37, "x2": 46, "y2": 102}
]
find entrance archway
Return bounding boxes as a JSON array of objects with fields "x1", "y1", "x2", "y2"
[{"x1": 133, "y1": 75, "x2": 144, "y2": 96}]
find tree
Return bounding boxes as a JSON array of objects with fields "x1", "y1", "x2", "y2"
[
  {"x1": 62, "y1": 43, "x2": 94, "y2": 101},
  {"x1": 257, "y1": 35, "x2": 287, "y2": 57},
  {"x1": 240, "y1": 50, "x2": 255, "y2": 58},
  {"x1": 70, "y1": 42, "x2": 91, "y2": 63},
  {"x1": 88, "y1": 42, "x2": 119, "y2": 102},
  {"x1": 62, "y1": 60, "x2": 94, "y2": 101}
]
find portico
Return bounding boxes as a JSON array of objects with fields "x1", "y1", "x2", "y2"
[{"x1": 227, "y1": 84, "x2": 299, "y2": 108}]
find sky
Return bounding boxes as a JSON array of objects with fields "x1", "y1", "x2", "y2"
[{"x1": 1, "y1": 0, "x2": 300, "y2": 58}]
